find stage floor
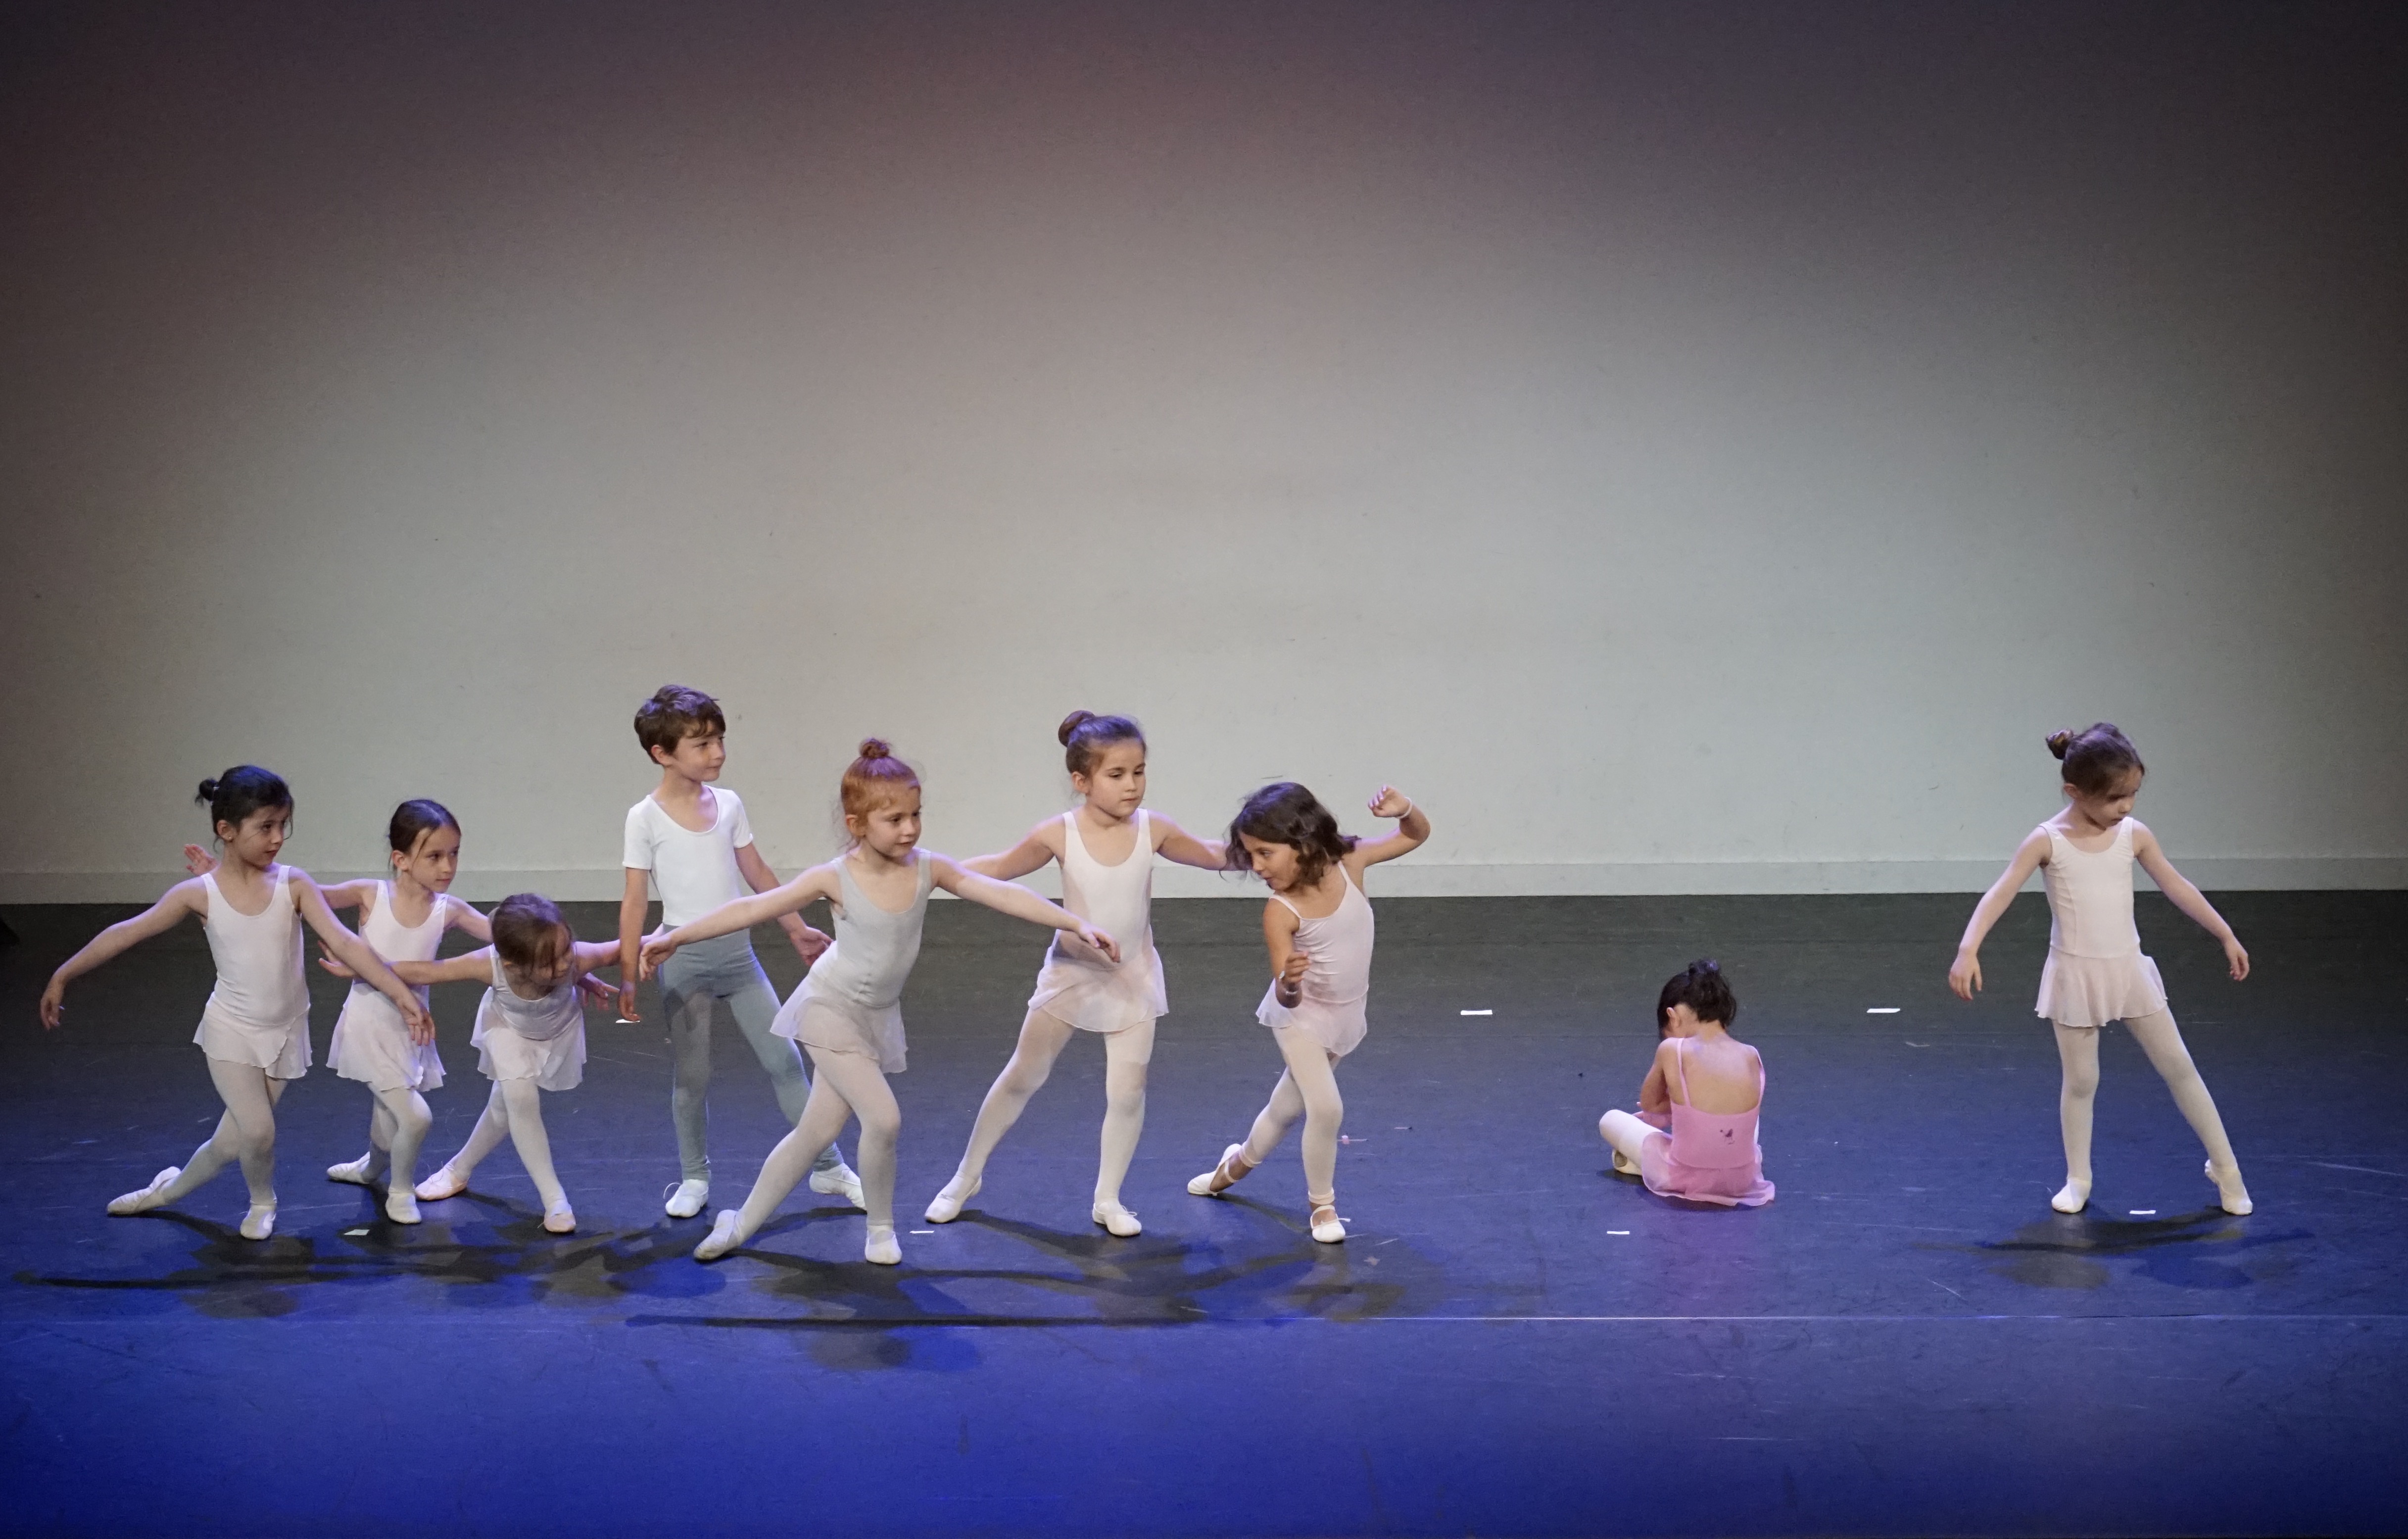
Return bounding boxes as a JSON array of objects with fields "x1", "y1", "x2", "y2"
[{"x1": 4, "y1": 891, "x2": 2403, "y2": 1537}]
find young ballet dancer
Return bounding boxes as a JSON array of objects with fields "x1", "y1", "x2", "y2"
[
  {"x1": 1598, "y1": 961, "x2": 1775, "y2": 1207},
  {"x1": 1187, "y1": 782, "x2": 1428, "y2": 1243},
  {"x1": 187, "y1": 799, "x2": 490, "y2": 1225},
  {"x1": 404, "y1": 894, "x2": 625, "y2": 1233},
  {"x1": 642, "y1": 739, "x2": 1120, "y2": 1266},
  {"x1": 39, "y1": 768, "x2": 431, "y2": 1240},
  {"x1": 619, "y1": 685, "x2": 859, "y2": 1219},
  {"x1": 1950, "y1": 723, "x2": 2253, "y2": 1216},
  {"x1": 926, "y1": 710, "x2": 1228, "y2": 1237}
]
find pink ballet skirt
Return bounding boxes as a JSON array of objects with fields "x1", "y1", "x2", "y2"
[{"x1": 2034, "y1": 948, "x2": 2167, "y2": 1029}]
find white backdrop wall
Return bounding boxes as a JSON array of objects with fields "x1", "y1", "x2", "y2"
[{"x1": 2, "y1": 2, "x2": 2403, "y2": 901}]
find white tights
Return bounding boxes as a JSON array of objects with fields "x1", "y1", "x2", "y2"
[
  {"x1": 726, "y1": 1047, "x2": 899, "y2": 1242},
  {"x1": 2054, "y1": 1009, "x2": 2241, "y2": 1186},
  {"x1": 1238, "y1": 1031, "x2": 1345, "y2": 1207},
  {"x1": 156, "y1": 1058, "x2": 290, "y2": 1207},
  {"x1": 948, "y1": 1010, "x2": 1153, "y2": 1206},
  {"x1": 433, "y1": 1080, "x2": 568, "y2": 1211},
  {"x1": 348, "y1": 1087, "x2": 433, "y2": 1190}
]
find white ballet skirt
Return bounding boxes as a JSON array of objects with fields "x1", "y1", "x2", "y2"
[
  {"x1": 329, "y1": 883, "x2": 448, "y2": 1092},
  {"x1": 1256, "y1": 873, "x2": 1375, "y2": 1059},
  {"x1": 472, "y1": 953, "x2": 587, "y2": 1092},
  {"x1": 2033, "y1": 819, "x2": 2170, "y2": 1028},
  {"x1": 193, "y1": 868, "x2": 312, "y2": 1079},
  {"x1": 1027, "y1": 810, "x2": 1167, "y2": 1034}
]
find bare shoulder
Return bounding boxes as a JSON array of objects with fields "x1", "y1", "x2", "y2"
[
  {"x1": 2127, "y1": 817, "x2": 2159, "y2": 847},
  {"x1": 1029, "y1": 818, "x2": 1069, "y2": 856},
  {"x1": 1261, "y1": 895, "x2": 1299, "y2": 932},
  {"x1": 2020, "y1": 824, "x2": 2057, "y2": 864}
]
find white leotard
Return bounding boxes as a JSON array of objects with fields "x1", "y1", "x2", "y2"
[
  {"x1": 1256, "y1": 872, "x2": 1375, "y2": 1058},
  {"x1": 471, "y1": 951, "x2": 587, "y2": 1091},
  {"x1": 193, "y1": 867, "x2": 312, "y2": 1078},
  {"x1": 2034, "y1": 819, "x2": 2168, "y2": 1028},
  {"x1": 772, "y1": 853, "x2": 933, "y2": 1073},
  {"x1": 329, "y1": 882, "x2": 448, "y2": 1092},
  {"x1": 1027, "y1": 810, "x2": 1167, "y2": 1033}
]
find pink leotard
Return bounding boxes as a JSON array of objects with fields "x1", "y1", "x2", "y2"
[{"x1": 1638, "y1": 1038, "x2": 1775, "y2": 1207}]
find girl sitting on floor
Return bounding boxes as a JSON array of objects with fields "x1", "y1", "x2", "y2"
[{"x1": 1599, "y1": 960, "x2": 1774, "y2": 1207}]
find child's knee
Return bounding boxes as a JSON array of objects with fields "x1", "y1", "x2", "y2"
[{"x1": 858, "y1": 1103, "x2": 903, "y2": 1143}]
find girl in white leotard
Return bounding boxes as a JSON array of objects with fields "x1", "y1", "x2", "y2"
[
  {"x1": 928, "y1": 711, "x2": 1228, "y2": 1237},
  {"x1": 1951, "y1": 724, "x2": 2254, "y2": 1216},
  {"x1": 643, "y1": 739, "x2": 1120, "y2": 1267},
  {"x1": 399, "y1": 894, "x2": 625, "y2": 1234},
  {"x1": 1188, "y1": 782, "x2": 1429, "y2": 1244},
  {"x1": 40, "y1": 767, "x2": 430, "y2": 1241}
]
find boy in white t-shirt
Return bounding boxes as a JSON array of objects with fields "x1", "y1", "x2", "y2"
[{"x1": 619, "y1": 685, "x2": 861, "y2": 1218}]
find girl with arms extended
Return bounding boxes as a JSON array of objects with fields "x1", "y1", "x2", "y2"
[
  {"x1": 644, "y1": 739, "x2": 1119, "y2": 1267},
  {"x1": 1950, "y1": 724, "x2": 2253, "y2": 1215},
  {"x1": 1188, "y1": 782, "x2": 1428, "y2": 1242},
  {"x1": 405, "y1": 894, "x2": 624, "y2": 1233},
  {"x1": 926, "y1": 710, "x2": 1228, "y2": 1238},
  {"x1": 41, "y1": 768, "x2": 430, "y2": 1240}
]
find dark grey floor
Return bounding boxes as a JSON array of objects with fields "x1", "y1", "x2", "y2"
[{"x1": 4, "y1": 891, "x2": 2404, "y2": 1537}]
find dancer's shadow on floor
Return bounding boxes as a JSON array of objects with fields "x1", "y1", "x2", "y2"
[{"x1": 1923, "y1": 1207, "x2": 2308, "y2": 1292}]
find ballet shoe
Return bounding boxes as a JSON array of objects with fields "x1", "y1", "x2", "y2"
[
  {"x1": 1187, "y1": 1143, "x2": 1254, "y2": 1197},
  {"x1": 693, "y1": 1209, "x2": 743, "y2": 1263},
  {"x1": 541, "y1": 1199, "x2": 577, "y2": 1235},
  {"x1": 1610, "y1": 1149, "x2": 1640, "y2": 1177},
  {"x1": 863, "y1": 1225, "x2": 902, "y2": 1266},
  {"x1": 326, "y1": 1154, "x2": 381, "y2": 1188},
  {"x1": 2208, "y1": 1160, "x2": 2254, "y2": 1216},
  {"x1": 414, "y1": 1164, "x2": 468, "y2": 1201},
  {"x1": 1091, "y1": 1201, "x2": 1143, "y2": 1238},
  {"x1": 2051, "y1": 1177, "x2": 2092, "y2": 1214},
  {"x1": 664, "y1": 1179, "x2": 710, "y2": 1219},
  {"x1": 384, "y1": 1189, "x2": 422, "y2": 1226},
  {"x1": 239, "y1": 1202, "x2": 278, "y2": 1241},
  {"x1": 925, "y1": 1175, "x2": 980, "y2": 1224},
  {"x1": 810, "y1": 1158, "x2": 867, "y2": 1210},
  {"x1": 1308, "y1": 1203, "x2": 1348, "y2": 1244},
  {"x1": 107, "y1": 1167, "x2": 181, "y2": 1216}
]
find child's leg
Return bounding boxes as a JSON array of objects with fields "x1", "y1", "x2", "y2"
[
  {"x1": 2123, "y1": 1008, "x2": 2251, "y2": 1211},
  {"x1": 330, "y1": 1091, "x2": 400, "y2": 1184},
  {"x1": 807, "y1": 1050, "x2": 900, "y2": 1234},
  {"x1": 151, "y1": 1060, "x2": 281, "y2": 1206},
  {"x1": 419, "y1": 1083, "x2": 511, "y2": 1197},
  {"x1": 2051, "y1": 1023, "x2": 2100, "y2": 1212},
  {"x1": 722, "y1": 957, "x2": 849, "y2": 1181},
  {"x1": 1238, "y1": 1068, "x2": 1306, "y2": 1165},
  {"x1": 376, "y1": 1088, "x2": 433, "y2": 1192},
  {"x1": 662, "y1": 960, "x2": 717, "y2": 1185},
  {"x1": 721, "y1": 1052, "x2": 882, "y2": 1240},
  {"x1": 1599, "y1": 1108, "x2": 1664, "y2": 1170},
  {"x1": 934, "y1": 1008, "x2": 1075, "y2": 1211},
  {"x1": 494, "y1": 1079, "x2": 570, "y2": 1219},
  {"x1": 1095, "y1": 1018, "x2": 1155, "y2": 1210},
  {"x1": 1268, "y1": 1037, "x2": 1345, "y2": 1209}
]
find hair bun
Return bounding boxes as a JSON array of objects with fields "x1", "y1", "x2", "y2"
[
  {"x1": 2045, "y1": 730, "x2": 2073, "y2": 760},
  {"x1": 195, "y1": 778, "x2": 220, "y2": 803},
  {"x1": 1058, "y1": 709, "x2": 1097, "y2": 746},
  {"x1": 1690, "y1": 958, "x2": 1720, "y2": 977},
  {"x1": 856, "y1": 737, "x2": 892, "y2": 761}
]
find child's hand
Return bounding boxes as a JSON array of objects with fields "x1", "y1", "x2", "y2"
[
  {"x1": 1278, "y1": 949, "x2": 1310, "y2": 989},
  {"x1": 317, "y1": 942, "x2": 358, "y2": 980},
  {"x1": 1077, "y1": 923, "x2": 1121, "y2": 964},
  {"x1": 399, "y1": 996, "x2": 434, "y2": 1046},
  {"x1": 1947, "y1": 949, "x2": 1982, "y2": 1000},
  {"x1": 617, "y1": 986, "x2": 641, "y2": 1024},
  {"x1": 1367, "y1": 786, "x2": 1413, "y2": 820},
  {"x1": 576, "y1": 973, "x2": 618, "y2": 1012},
  {"x1": 182, "y1": 844, "x2": 218, "y2": 877},
  {"x1": 785, "y1": 923, "x2": 833, "y2": 967},
  {"x1": 38, "y1": 976, "x2": 66, "y2": 1030},
  {"x1": 639, "y1": 927, "x2": 681, "y2": 979},
  {"x1": 2222, "y1": 935, "x2": 2250, "y2": 982}
]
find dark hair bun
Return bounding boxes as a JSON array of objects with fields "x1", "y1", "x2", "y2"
[
  {"x1": 1058, "y1": 710, "x2": 1096, "y2": 746},
  {"x1": 857, "y1": 738, "x2": 892, "y2": 761},
  {"x1": 195, "y1": 778, "x2": 221, "y2": 803},
  {"x1": 2045, "y1": 730, "x2": 2073, "y2": 760}
]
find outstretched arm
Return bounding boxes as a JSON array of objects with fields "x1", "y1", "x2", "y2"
[
  {"x1": 294, "y1": 874, "x2": 434, "y2": 1042},
  {"x1": 642, "y1": 864, "x2": 839, "y2": 975},
  {"x1": 38, "y1": 880, "x2": 207, "y2": 1028},
  {"x1": 1345, "y1": 786, "x2": 1430, "y2": 871},
  {"x1": 961, "y1": 822, "x2": 1061, "y2": 882},
  {"x1": 445, "y1": 897, "x2": 494, "y2": 944},
  {"x1": 735, "y1": 842, "x2": 832, "y2": 966},
  {"x1": 2134, "y1": 824, "x2": 2249, "y2": 981},
  {"x1": 387, "y1": 948, "x2": 500, "y2": 988},
  {"x1": 929, "y1": 853, "x2": 1120, "y2": 961},
  {"x1": 1152, "y1": 815, "x2": 1228, "y2": 871},
  {"x1": 1949, "y1": 829, "x2": 2051, "y2": 999}
]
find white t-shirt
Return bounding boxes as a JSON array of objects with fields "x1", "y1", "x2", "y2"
[{"x1": 624, "y1": 788, "x2": 758, "y2": 928}]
